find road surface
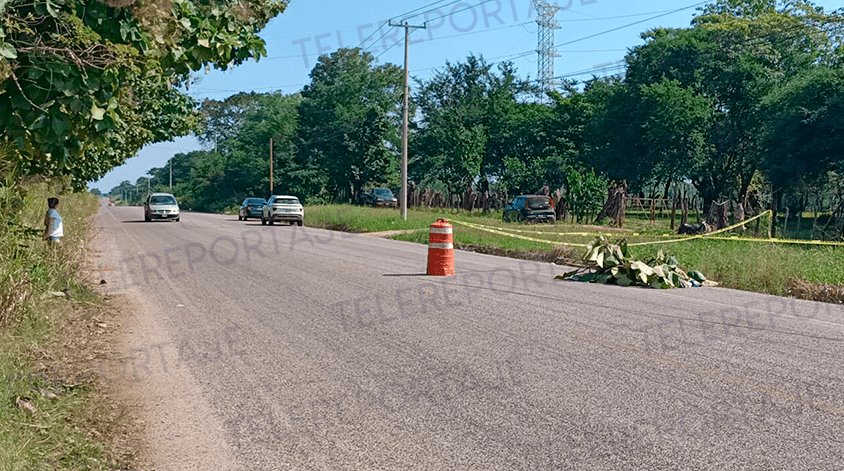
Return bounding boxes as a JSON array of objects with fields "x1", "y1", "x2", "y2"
[{"x1": 94, "y1": 205, "x2": 844, "y2": 470}]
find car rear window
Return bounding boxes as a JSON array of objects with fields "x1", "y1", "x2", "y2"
[
  {"x1": 527, "y1": 197, "x2": 552, "y2": 209},
  {"x1": 374, "y1": 189, "x2": 393, "y2": 196},
  {"x1": 274, "y1": 198, "x2": 300, "y2": 205},
  {"x1": 150, "y1": 196, "x2": 176, "y2": 205},
  {"x1": 248, "y1": 199, "x2": 265, "y2": 205}
]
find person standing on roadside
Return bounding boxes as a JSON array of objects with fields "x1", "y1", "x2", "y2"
[{"x1": 44, "y1": 197, "x2": 64, "y2": 244}]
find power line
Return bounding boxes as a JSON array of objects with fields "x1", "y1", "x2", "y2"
[
  {"x1": 361, "y1": 0, "x2": 453, "y2": 52},
  {"x1": 454, "y1": 0, "x2": 707, "y2": 74},
  {"x1": 398, "y1": 0, "x2": 455, "y2": 22},
  {"x1": 554, "y1": 1, "x2": 710, "y2": 48},
  {"x1": 558, "y1": 9, "x2": 692, "y2": 23},
  {"x1": 374, "y1": 0, "x2": 502, "y2": 58},
  {"x1": 419, "y1": 0, "x2": 501, "y2": 24},
  {"x1": 267, "y1": 21, "x2": 536, "y2": 62},
  {"x1": 402, "y1": 0, "x2": 472, "y2": 21}
]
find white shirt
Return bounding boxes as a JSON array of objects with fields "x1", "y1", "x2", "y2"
[{"x1": 47, "y1": 208, "x2": 64, "y2": 238}]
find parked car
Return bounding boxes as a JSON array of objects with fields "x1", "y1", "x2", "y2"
[
  {"x1": 503, "y1": 195, "x2": 556, "y2": 223},
  {"x1": 262, "y1": 195, "x2": 304, "y2": 226},
  {"x1": 144, "y1": 193, "x2": 180, "y2": 222},
  {"x1": 360, "y1": 188, "x2": 398, "y2": 208},
  {"x1": 238, "y1": 197, "x2": 266, "y2": 221}
]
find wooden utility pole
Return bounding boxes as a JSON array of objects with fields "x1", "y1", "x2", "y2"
[
  {"x1": 389, "y1": 20, "x2": 426, "y2": 221},
  {"x1": 169, "y1": 159, "x2": 173, "y2": 191},
  {"x1": 269, "y1": 138, "x2": 274, "y2": 195}
]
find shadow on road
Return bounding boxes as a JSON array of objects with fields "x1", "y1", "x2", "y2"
[
  {"x1": 121, "y1": 220, "x2": 176, "y2": 224},
  {"x1": 383, "y1": 273, "x2": 429, "y2": 277}
]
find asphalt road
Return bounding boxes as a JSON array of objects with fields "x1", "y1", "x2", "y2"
[{"x1": 94, "y1": 205, "x2": 844, "y2": 471}]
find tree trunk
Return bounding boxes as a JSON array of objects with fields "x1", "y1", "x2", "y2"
[
  {"x1": 784, "y1": 206, "x2": 790, "y2": 239},
  {"x1": 595, "y1": 181, "x2": 627, "y2": 228},
  {"x1": 735, "y1": 201, "x2": 746, "y2": 232},
  {"x1": 708, "y1": 201, "x2": 729, "y2": 229},
  {"x1": 661, "y1": 178, "x2": 672, "y2": 217},
  {"x1": 670, "y1": 197, "x2": 678, "y2": 231}
]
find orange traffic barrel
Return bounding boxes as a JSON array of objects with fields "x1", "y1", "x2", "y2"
[{"x1": 427, "y1": 219, "x2": 455, "y2": 276}]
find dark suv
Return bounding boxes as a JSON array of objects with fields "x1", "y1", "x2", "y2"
[
  {"x1": 503, "y1": 195, "x2": 556, "y2": 223},
  {"x1": 360, "y1": 188, "x2": 398, "y2": 208}
]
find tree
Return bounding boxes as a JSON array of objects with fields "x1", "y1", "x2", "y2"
[
  {"x1": 762, "y1": 66, "x2": 844, "y2": 234},
  {"x1": 297, "y1": 48, "x2": 403, "y2": 202},
  {"x1": 583, "y1": 78, "x2": 652, "y2": 192},
  {"x1": 207, "y1": 92, "x2": 300, "y2": 198},
  {"x1": 622, "y1": 0, "x2": 840, "y2": 219},
  {"x1": 0, "y1": 0, "x2": 287, "y2": 186},
  {"x1": 416, "y1": 113, "x2": 486, "y2": 197},
  {"x1": 413, "y1": 56, "x2": 539, "y2": 193}
]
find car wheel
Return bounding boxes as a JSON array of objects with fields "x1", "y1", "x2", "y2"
[
  {"x1": 261, "y1": 216, "x2": 267, "y2": 225},
  {"x1": 175, "y1": 217, "x2": 180, "y2": 222},
  {"x1": 269, "y1": 219, "x2": 274, "y2": 226},
  {"x1": 144, "y1": 214, "x2": 151, "y2": 222},
  {"x1": 238, "y1": 215, "x2": 243, "y2": 221},
  {"x1": 297, "y1": 221, "x2": 303, "y2": 227}
]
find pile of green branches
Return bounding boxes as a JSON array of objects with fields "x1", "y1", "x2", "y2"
[{"x1": 558, "y1": 236, "x2": 712, "y2": 289}]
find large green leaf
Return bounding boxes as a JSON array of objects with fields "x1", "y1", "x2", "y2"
[{"x1": 0, "y1": 42, "x2": 16, "y2": 59}]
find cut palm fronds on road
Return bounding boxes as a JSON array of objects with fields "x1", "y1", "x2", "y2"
[{"x1": 557, "y1": 236, "x2": 715, "y2": 289}]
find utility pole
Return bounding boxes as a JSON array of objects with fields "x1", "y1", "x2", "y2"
[
  {"x1": 269, "y1": 138, "x2": 274, "y2": 195},
  {"x1": 169, "y1": 159, "x2": 173, "y2": 191},
  {"x1": 389, "y1": 20, "x2": 426, "y2": 221}
]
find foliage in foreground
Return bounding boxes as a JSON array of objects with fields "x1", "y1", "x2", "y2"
[
  {"x1": 557, "y1": 236, "x2": 709, "y2": 289},
  {"x1": 0, "y1": 0, "x2": 287, "y2": 186}
]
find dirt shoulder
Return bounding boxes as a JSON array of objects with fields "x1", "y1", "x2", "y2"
[{"x1": 93, "y1": 207, "x2": 240, "y2": 470}]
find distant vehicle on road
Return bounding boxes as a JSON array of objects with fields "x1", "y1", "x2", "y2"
[
  {"x1": 359, "y1": 188, "x2": 398, "y2": 208},
  {"x1": 262, "y1": 195, "x2": 304, "y2": 226},
  {"x1": 503, "y1": 195, "x2": 556, "y2": 223},
  {"x1": 144, "y1": 193, "x2": 180, "y2": 222},
  {"x1": 238, "y1": 197, "x2": 266, "y2": 221}
]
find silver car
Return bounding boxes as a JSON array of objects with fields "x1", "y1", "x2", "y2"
[
  {"x1": 144, "y1": 193, "x2": 180, "y2": 222},
  {"x1": 261, "y1": 195, "x2": 304, "y2": 226}
]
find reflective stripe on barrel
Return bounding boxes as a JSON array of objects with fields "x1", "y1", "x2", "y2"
[{"x1": 429, "y1": 243, "x2": 454, "y2": 250}]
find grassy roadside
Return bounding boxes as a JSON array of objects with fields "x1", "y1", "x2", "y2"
[
  {"x1": 304, "y1": 204, "x2": 515, "y2": 233},
  {"x1": 1, "y1": 185, "x2": 134, "y2": 469},
  {"x1": 307, "y1": 205, "x2": 844, "y2": 300}
]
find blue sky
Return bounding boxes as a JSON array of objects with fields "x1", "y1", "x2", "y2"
[{"x1": 91, "y1": 0, "x2": 840, "y2": 192}]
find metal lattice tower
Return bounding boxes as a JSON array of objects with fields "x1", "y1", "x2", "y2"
[{"x1": 534, "y1": 0, "x2": 561, "y2": 92}]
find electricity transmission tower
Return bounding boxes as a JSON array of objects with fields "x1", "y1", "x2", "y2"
[{"x1": 534, "y1": 0, "x2": 561, "y2": 92}]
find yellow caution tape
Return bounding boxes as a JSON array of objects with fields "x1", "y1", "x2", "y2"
[
  {"x1": 626, "y1": 211, "x2": 773, "y2": 246},
  {"x1": 450, "y1": 220, "x2": 590, "y2": 248},
  {"x1": 455, "y1": 222, "x2": 607, "y2": 238},
  {"x1": 697, "y1": 236, "x2": 844, "y2": 247},
  {"x1": 454, "y1": 211, "x2": 844, "y2": 248}
]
